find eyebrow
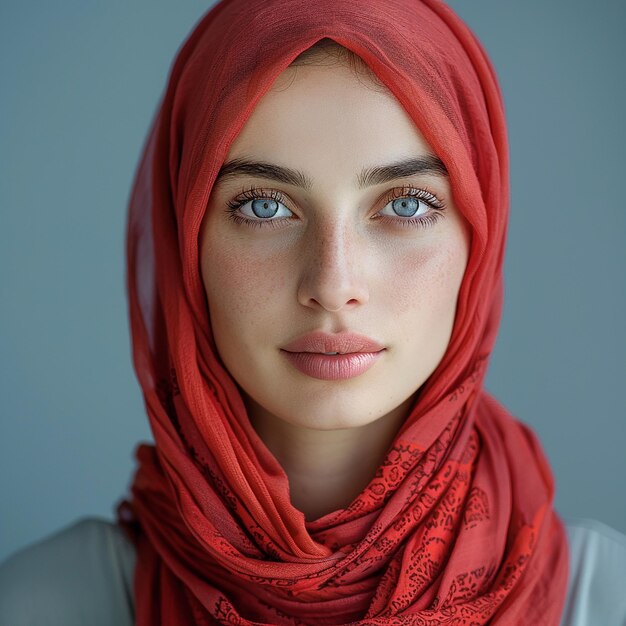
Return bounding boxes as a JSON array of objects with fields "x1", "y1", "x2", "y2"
[{"x1": 214, "y1": 155, "x2": 448, "y2": 191}]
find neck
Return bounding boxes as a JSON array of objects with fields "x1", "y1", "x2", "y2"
[{"x1": 246, "y1": 396, "x2": 413, "y2": 521}]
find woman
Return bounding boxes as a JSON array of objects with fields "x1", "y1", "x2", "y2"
[{"x1": 1, "y1": 0, "x2": 625, "y2": 624}]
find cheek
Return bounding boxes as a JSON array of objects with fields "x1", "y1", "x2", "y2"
[
  {"x1": 200, "y1": 233, "x2": 291, "y2": 336},
  {"x1": 382, "y1": 238, "x2": 468, "y2": 320},
  {"x1": 384, "y1": 237, "x2": 468, "y2": 380}
]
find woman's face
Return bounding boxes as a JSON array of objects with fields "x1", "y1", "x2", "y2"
[{"x1": 200, "y1": 61, "x2": 470, "y2": 431}]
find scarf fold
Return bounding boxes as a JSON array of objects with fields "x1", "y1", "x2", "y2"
[{"x1": 118, "y1": 0, "x2": 569, "y2": 623}]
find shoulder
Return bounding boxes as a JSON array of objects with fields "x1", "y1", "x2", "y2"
[
  {"x1": 560, "y1": 516, "x2": 626, "y2": 626},
  {"x1": 0, "y1": 517, "x2": 136, "y2": 626}
]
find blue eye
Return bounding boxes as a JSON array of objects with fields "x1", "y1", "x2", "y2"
[
  {"x1": 390, "y1": 197, "x2": 420, "y2": 217},
  {"x1": 225, "y1": 185, "x2": 446, "y2": 230},
  {"x1": 378, "y1": 188, "x2": 443, "y2": 219},
  {"x1": 373, "y1": 187, "x2": 447, "y2": 229},
  {"x1": 250, "y1": 198, "x2": 279, "y2": 218},
  {"x1": 227, "y1": 189, "x2": 293, "y2": 222}
]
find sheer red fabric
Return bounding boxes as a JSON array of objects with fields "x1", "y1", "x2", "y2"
[{"x1": 117, "y1": 0, "x2": 569, "y2": 623}]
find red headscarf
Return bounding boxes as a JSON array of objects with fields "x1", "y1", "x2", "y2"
[{"x1": 118, "y1": 0, "x2": 569, "y2": 623}]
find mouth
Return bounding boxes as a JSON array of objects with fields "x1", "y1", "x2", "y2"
[
  {"x1": 281, "y1": 330, "x2": 385, "y2": 355},
  {"x1": 280, "y1": 330, "x2": 385, "y2": 380}
]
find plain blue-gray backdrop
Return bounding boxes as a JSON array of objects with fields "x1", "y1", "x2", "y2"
[{"x1": 1, "y1": 1, "x2": 625, "y2": 562}]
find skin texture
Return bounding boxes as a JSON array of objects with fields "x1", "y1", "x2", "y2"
[{"x1": 199, "y1": 60, "x2": 470, "y2": 520}]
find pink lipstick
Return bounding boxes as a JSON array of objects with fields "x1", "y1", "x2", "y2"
[{"x1": 281, "y1": 331, "x2": 385, "y2": 381}]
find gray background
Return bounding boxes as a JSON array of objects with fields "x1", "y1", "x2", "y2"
[{"x1": 1, "y1": 1, "x2": 624, "y2": 562}]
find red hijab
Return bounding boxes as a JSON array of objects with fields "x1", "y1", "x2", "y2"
[{"x1": 118, "y1": 0, "x2": 569, "y2": 623}]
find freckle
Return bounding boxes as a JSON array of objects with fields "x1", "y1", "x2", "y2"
[{"x1": 385, "y1": 247, "x2": 436, "y2": 315}]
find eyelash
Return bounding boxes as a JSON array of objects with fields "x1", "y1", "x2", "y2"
[{"x1": 224, "y1": 185, "x2": 446, "y2": 230}]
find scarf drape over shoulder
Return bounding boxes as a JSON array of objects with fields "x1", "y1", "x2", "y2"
[{"x1": 118, "y1": 0, "x2": 569, "y2": 623}]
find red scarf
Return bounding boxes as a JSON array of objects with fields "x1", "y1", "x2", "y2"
[{"x1": 118, "y1": 0, "x2": 569, "y2": 623}]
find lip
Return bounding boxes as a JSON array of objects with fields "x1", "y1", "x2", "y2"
[
  {"x1": 281, "y1": 331, "x2": 385, "y2": 381},
  {"x1": 281, "y1": 331, "x2": 385, "y2": 354}
]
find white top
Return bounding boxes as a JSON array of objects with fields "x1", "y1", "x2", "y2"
[
  {"x1": 559, "y1": 517, "x2": 626, "y2": 625},
  {"x1": 0, "y1": 516, "x2": 625, "y2": 625}
]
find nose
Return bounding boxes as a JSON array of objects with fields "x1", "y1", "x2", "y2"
[{"x1": 296, "y1": 217, "x2": 369, "y2": 312}]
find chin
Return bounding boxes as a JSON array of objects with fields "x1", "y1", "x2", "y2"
[
  {"x1": 286, "y1": 411, "x2": 380, "y2": 431},
  {"x1": 255, "y1": 387, "x2": 411, "y2": 432}
]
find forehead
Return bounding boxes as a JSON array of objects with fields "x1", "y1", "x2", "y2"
[{"x1": 223, "y1": 63, "x2": 436, "y2": 180}]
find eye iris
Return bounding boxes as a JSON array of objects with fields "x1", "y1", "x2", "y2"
[
  {"x1": 392, "y1": 197, "x2": 419, "y2": 217},
  {"x1": 251, "y1": 198, "x2": 279, "y2": 218}
]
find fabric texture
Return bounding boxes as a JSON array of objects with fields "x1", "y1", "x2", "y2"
[
  {"x1": 118, "y1": 0, "x2": 570, "y2": 623},
  {"x1": 3, "y1": 517, "x2": 622, "y2": 626},
  {"x1": 2, "y1": 517, "x2": 622, "y2": 626}
]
